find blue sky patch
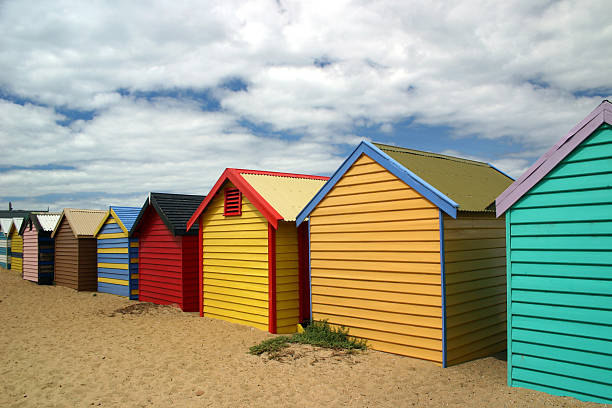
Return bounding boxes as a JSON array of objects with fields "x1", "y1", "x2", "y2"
[
  {"x1": 121, "y1": 87, "x2": 222, "y2": 111},
  {"x1": 314, "y1": 56, "x2": 332, "y2": 68},
  {"x1": 220, "y1": 77, "x2": 248, "y2": 92},
  {"x1": 0, "y1": 164, "x2": 77, "y2": 173}
]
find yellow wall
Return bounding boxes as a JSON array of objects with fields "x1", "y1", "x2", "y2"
[
  {"x1": 309, "y1": 154, "x2": 443, "y2": 363},
  {"x1": 202, "y1": 183, "x2": 270, "y2": 331},
  {"x1": 275, "y1": 221, "x2": 300, "y2": 333},
  {"x1": 443, "y1": 213, "x2": 506, "y2": 366},
  {"x1": 9, "y1": 228, "x2": 22, "y2": 273}
]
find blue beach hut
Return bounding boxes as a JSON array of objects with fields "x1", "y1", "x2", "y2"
[{"x1": 93, "y1": 206, "x2": 140, "y2": 299}]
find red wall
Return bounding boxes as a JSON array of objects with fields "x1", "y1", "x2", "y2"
[{"x1": 136, "y1": 206, "x2": 198, "y2": 312}]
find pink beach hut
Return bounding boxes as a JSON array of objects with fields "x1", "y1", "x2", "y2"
[{"x1": 21, "y1": 212, "x2": 61, "y2": 284}]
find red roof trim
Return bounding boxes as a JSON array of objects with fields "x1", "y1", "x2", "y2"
[
  {"x1": 187, "y1": 169, "x2": 231, "y2": 231},
  {"x1": 187, "y1": 168, "x2": 301, "y2": 230},
  {"x1": 232, "y1": 170, "x2": 284, "y2": 229}
]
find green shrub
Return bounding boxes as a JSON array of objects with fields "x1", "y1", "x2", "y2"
[
  {"x1": 248, "y1": 320, "x2": 366, "y2": 356},
  {"x1": 248, "y1": 336, "x2": 291, "y2": 355},
  {"x1": 291, "y1": 320, "x2": 367, "y2": 350}
]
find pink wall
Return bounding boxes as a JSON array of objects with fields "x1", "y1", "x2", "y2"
[{"x1": 22, "y1": 225, "x2": 38, "y2": 282}]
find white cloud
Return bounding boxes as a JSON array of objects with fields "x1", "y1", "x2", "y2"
[{"x1": 0, "y1": 0, "x2": 611, "y2": 209}]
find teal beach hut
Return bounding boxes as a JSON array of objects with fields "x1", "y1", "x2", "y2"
[
  {"x1": 496, "y1": 100, "x2": 612, "y2": 403},
  {"x1": 93, "y1": 206, "x2": 140, "y2": 299}
]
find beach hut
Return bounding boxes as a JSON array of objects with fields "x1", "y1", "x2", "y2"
[
  {"x1": 0, "y1": 218, "x2": 14, "y2": 269},
  {"x1": 93, "y1": 206, "x2": 140, "y2": 299},
  {"x1": 296, "y1": 141, "x2": 514, "y2": 366},
  {"x1": 130, "y1": 193, "x2": 205, "y2": 312},
  {"x1": 186, "y1": 169, "x2": 329, "y2": 334},
  {"x1": 8, "y1": 217, "x2": 24, "y2": 274},
  {"x1": 51, "y1": 209, "x2": 107, "y2": 291},
  {"x1": 0, "y1": 209, "x2": 48, "y2": 272},
  {"x1": 21, "y1": 212, "x2": 61, "y2": 284},
  {"x1": 495, "y1": 101, "x2": 612, "y2": 403}
]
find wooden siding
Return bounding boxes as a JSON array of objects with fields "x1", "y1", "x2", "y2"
[
  {"x1": 137, "y1": 206, "x2": 198, "y2": 312},
  {"x1": 202, "y1": 183, "x2": 270, "y2": 332},
  {"x1": 9, "y1": 228, "x2": 22, "y2": 273},
  {"x1": 78, "y1": 237, "x2": 98, "y2": 291},
  {"x1": 180, "y1": 234, "x2": 199, "y2": 312},
  {"x1": 54, "y1": 217, "x2": 98, "y2": 290},
  {"x1": 275, "y1": 221, "x2": 300, "y2": 333},
  {"x1": 37, "y1": 234, "x2": 55, "y2": 284},
  {"x1": 0, "y1": 232, "x2": 7, "y2": 269},
  {"x1": 507, "y1": 125, "x2": 612, "y2": 404},
  {"x1": 97, "y1": 217, "x2": 139, "y2": 299},
  {"x1": 22, "y1": 225, "x2": 39, "y2": 282},
  {"x1": 309, "y1": 154, "x2": 443, "y2": 363},
  {"x1": 444, "y1": 213, "x2": 507, "y2": 366},
  {"x1": 54, "y1": 218, "x2": 78, "y2": 288}
]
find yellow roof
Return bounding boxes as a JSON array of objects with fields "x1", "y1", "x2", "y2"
[
  {"x1": 241, "y1": 173, "x2": 328, "y2": 221},
  {"x1": 52, "y1": 208, "x2": 107, "y2": 238}
]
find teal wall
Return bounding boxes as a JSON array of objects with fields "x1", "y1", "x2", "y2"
[{"x1": 507, "y1": 124, "x2": 612, "y2": 403}]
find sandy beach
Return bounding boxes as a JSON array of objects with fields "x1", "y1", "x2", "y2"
[{"x1": 0, "y1": 269, "x2": 605, "y2": 408}]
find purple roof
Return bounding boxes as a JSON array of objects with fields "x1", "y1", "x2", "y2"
[{"x1": 496, "y1": 100, "x2": 612, "y2": 216}]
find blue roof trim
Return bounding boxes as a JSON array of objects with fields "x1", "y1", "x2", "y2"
[
  {"x1": 296, "y1": 141, "x2": 458, "y2": 226},
  {"x1": 439, "y1": 210, "x2": 447, "y2": 368},
  {"x1": 487, "y1": 162, "x2": 515, "y2": 181}
]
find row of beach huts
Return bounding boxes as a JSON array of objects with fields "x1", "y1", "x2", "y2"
[{"x1": 1, "y1": 101, "x2": 610, "y2": 403}]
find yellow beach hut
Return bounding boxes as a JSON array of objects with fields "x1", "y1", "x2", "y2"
[
  {"x1": 187, "y1": 169, "x2": 329, "y2": 334},
  {"x1": 8, "y1": 217, "x2": 24, "y2": 274},
  {"x1": 296, "y1": 141, "x2": 514, "y2": 366}
]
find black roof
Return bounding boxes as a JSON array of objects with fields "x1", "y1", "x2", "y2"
[
  {"x1": 1, "y1": 209, "x2": 49, "y2": 235},
  {"x1": 130, "y1": 192, "x2": 205, "y2": 237},
  {"x1": 0, "y1": 209, "x2": 47, "y2": 224}
]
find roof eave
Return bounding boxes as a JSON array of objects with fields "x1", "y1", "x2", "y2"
[
  {"x1": 50, "y1": 211, "x2": 66, "y2": 238},
  {"x1": 128, "y1": 197, "x2": 150, "y2": 237},
  {"x1": 92, "y1": 210, "x2": 112, "y2": 237},
  {"x1": 110, "y1": 208, "x2": 130, "y2": 234},
  {"x1": 186, "y1": 169, "x2": 284, "y2": 231},
  {"x1": 296, "y1": 141, "x2": 459, "y2": 226},
  {"x1": 496, "y1": 101, "x2": 612, "y2": 216}
]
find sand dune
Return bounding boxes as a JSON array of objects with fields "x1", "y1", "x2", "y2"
[{"x1": 0, "y1": 269, "x2": 603, "y2": 407}]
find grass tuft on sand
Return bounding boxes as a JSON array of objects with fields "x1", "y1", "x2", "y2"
[{"x1": 249, "y1": 320, "x2": 367, "y2": 357}]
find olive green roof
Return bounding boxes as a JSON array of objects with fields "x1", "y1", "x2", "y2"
[{"x1": 373, "y1": 143, "x2": 514, "y2": 212}]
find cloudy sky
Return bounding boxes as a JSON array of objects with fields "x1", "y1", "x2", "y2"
[{"x1": 1, "y1": 0, "x2": 610, "y2": 211}]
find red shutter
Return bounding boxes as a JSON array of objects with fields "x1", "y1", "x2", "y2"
[{"x1": 224, "y1": 188, "x2": 242, "y2": 216}]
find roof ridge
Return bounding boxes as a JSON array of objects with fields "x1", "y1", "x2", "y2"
[
  {"x1": 151, "y1": 192, "x2": 205, "y2": 199},
  {"x1": 374, "y1": 143, "x2": 490, "y2": 167},
  {"x1": 234, "y1": 168, "x2": 329, "y2": 180}
]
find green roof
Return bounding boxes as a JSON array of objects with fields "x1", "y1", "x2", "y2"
[{"x1": 373, "y1": 143, "x2": 514, "y2": 212}]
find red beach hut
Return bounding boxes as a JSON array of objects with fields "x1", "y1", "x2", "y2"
[{"x1": 130, "y1": 193, "x2": 204, "y2": 312}]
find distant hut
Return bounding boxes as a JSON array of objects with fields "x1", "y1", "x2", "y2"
[
  {"x1": 51, "y1": 209, "x2": 107, "y2": 291},
  {"x1": 21, "y1": 213, "x2": 61, "y2": 284},
  {"x1": 296, "y1": 141, "x2": 514, "y2": 366},
  {"x1": 496, "y1": 101, "x2": 612, "y2": 403},
  {"x1": 8, "y1": 218, "x2": 24, "y2": 274},
  {"x1": 93, "y1": 206, "x2": 141, "y2": 299},
  {"x1": 0, "y1": 218, "x2": 13, "y2": 269},
  {"x1": 130, "y1": 193, "x2": 204, "y2": 312}
]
